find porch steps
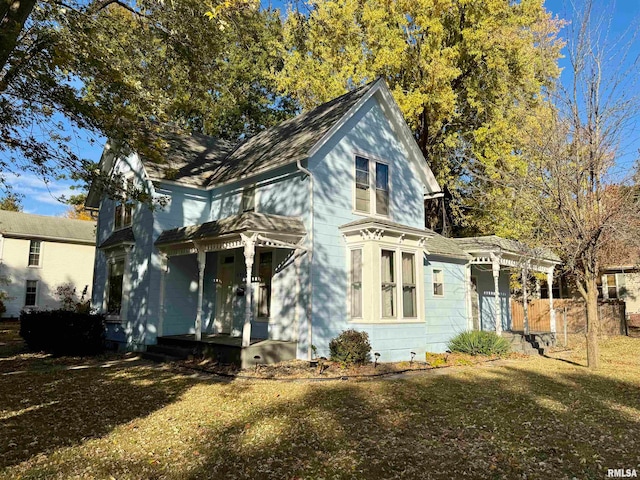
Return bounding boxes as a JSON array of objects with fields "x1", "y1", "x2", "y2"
[
  {"x1": 501, "y1": 332, "x2": 556, "y2": 355},
  {"x1": 141, "y1": 344, "x2": 197, "y2": 363}
]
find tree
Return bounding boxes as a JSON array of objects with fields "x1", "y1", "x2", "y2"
[
  {"x1": 276, "y1": 0, "x2": 564, "y2": 235},
  {"x1": 0, "y1": 193, "x2": 22, "y2": 211},
  {"x1": 0, "y1": 0, "x2": 293, "y2": 197},
  {"x1": 506, "y1": 0, "x2": 640, "y2": 369}
]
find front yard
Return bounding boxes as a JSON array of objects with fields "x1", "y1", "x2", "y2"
[{"x1": 1, "y1": 321, "x2": 639, "y2": 479}]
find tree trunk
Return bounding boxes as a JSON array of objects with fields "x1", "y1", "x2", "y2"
[
  {"x1": 0, "y1": 0, "x2": 37, "y2": 73},
  {"x1": 585, "y1": 276, "x2": 600, "y2": 369}
]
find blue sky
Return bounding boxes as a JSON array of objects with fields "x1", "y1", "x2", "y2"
[{"x1": 16, "y1": 0, "x2": 640, "y2": 216}]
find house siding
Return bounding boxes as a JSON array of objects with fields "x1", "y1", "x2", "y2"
[{"x1": 307, "y1": 94, "x2": 431, "y2": 361}]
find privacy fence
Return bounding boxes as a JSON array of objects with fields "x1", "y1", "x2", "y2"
[{"x1": 511, "y1": 299, "x2": 627, "y2": 336}]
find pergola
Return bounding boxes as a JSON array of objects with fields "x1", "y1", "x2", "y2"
[
  {"x1": 154, "y1": 212, "x2": 307, "y2": 347},
  {"x1": 455, "y1": 236, "x2": 562, "y2": 335}
]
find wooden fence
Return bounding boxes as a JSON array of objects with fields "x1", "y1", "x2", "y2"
[{"x1": 510, "y1": 298, "x2": 627, "y2": 335}]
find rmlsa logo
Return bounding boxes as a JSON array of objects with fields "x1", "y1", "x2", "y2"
[{"x1": 608, "y1": 469, "x2": 638, "y2": 478}]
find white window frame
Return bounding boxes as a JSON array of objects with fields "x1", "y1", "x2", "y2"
[
  {"x1": 348, "y1": 245, "x2": 364, "y2": 320},
  {"x1": 28, "y1": 239, "x2": 43, "y2": 268},
  {"x1": 380, "y1": 248, "x2": 397, "y2": 318},
  {"x1": 401, "y1": 251, "x2": 418, "y2": 319},
  {"x1": 241, "y1": 184, "x2": 257, "y2": 213},
  {"x1": 24, "y1": 279, "x2": 38, "y2": 307},
  {"x1": 103, "y1": 249, "x2": 131, "y2": 324},
  {"x1": 114, "y1": 174, "x2": 134, "y2": 231},
  {"x1": 255, "y1": 249, "x2": 274, "y2": 321},
  {"x1": 432, "y1": 268, "x2": 445, "y2": 297},
  {"x1": 377, "y1": 245, "x2": 422, "y2": 322},
  {"x1": 352, "y1": 153, "x2": 391, "y2": 218}
]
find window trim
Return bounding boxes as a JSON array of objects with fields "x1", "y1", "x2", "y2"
[
  {"x1": 380, "y1": 248, "x2": 397, "y2": 318},
  {"x1": 27, "y1": 239, "x2": 42, "y2": 268},
  {"x1": 103, "y1": 249, "x2": 131, "y2": 324},
  {"x1": 114, "y1": 174, "x2": 134, "y2": 232},
  {"x1": 255, "y1": 249, "x2": 274, "y2": 321},
  {"x1": 401, "y1": 251, "x2": 418, "y2": 318},
  {"x1": 352, "y1": 152, "x2": 391, "y2": 218},
  {"x1": 432, "y1": 268, "x2": 444, "y2": 297},
  {"x1": 24, "y1": 279, "x2": 38, "y2": 307}
]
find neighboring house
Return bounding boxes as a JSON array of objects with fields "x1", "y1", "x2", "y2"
[
  {"x1": 86, "y1": 78, "x2": 558, "y2": 363},
  {"x1": 0, "y1": 211, "x2": 96, "y2": 317}
]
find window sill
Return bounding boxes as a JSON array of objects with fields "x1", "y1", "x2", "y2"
[
  {"x1": 255, "y1": 317, "x2": 270, "y2": 323},
  {"x1": 105, "y1": 315, "x2": 122, "y2": 324},
  {"x1": 351, "y1": 210, "x2": 390, "y2": 219},
  {"x1": 27, "y1": 265, "x2": 42, "y2": 269},
  {"x1": 349, "y1": 318, "x2": 425, "y2": 324}
]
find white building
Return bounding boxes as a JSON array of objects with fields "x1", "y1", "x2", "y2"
[{"x1": 0, "y1": 210, "x2": 96, "y2": 317}]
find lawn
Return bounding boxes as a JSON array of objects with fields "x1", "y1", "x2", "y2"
[{"x1": 1, "y1": 322, "x2": 639, "y2": 480}]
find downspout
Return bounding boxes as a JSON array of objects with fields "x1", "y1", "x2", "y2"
[{"x1": 296, "y1": 158, "x2": 314, "y2": 361}]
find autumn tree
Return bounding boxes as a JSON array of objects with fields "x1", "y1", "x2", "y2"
[
  {"x1": 0, "y1": 0, "x2": 293, "y2": 196},
  {"x1": 277, "y1": 0, "x2": 564, "y2": 235},
  {"x1": 506, "y1": 0, "x2": 640, "y2": 369},
  {"x1": 0, "y1": 193, "x2": 22, "y2": 211}
]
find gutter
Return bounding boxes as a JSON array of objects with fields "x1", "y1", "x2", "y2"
[{"x1": 296, "y1": 158, "x2": 314, "y2": 362}]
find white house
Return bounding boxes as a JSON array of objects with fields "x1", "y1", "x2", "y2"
[{"x1": 0, "y1": 210, "x2": 96, "y2": 317}]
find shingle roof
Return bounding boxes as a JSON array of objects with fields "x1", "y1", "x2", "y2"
[
  {"x1": 140, "y1": 80, "x2": 378, "y2": 188},
  {"x1": 155, "y1": 212, "x2": 306, "y2": 246},
  {"x1": 0, "y1": 210, "x2": 96, "y2": 244},
  {"x1": 454, "y1": 235, "x2": 561, "y2": 262},
  {"x1": 98, "y1": 227, "x2": 135, "y2": 249}
]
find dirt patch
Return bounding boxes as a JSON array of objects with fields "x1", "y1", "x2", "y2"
[{"x1": 175, "y1": 351, "x2": 520, "y2": 380}]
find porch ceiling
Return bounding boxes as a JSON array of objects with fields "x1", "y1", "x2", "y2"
[{"x1": 154, "y1": 211, "x2": 306, "y2": 254}]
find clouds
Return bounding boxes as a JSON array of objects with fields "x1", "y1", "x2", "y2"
[{"x1": 3, "y1": 172, "x2": 75, "y2": 216}]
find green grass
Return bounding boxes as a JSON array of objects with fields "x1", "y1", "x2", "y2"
[{"x1": 1, "y1": 323, "x2": 639, "y2": 479}]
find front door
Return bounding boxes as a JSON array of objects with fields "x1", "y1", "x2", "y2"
[{"x1": 215, "y1": 254, "x2": 235, "y2": 334}]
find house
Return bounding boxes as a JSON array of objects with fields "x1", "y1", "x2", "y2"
[
  {"x1": 86, "y1": 78, "x2": 559, "y2": 364},
  {"x1": 0, "y1": 210, "x2": 96, "y2": 317}
]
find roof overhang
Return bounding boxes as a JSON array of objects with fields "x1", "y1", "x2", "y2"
[
  {"x1": 467, "y1": 249, "x2": 560, "y2": 273},
  {"x1": 339, "y1": 218, "x2": 432, "y2": 251}
]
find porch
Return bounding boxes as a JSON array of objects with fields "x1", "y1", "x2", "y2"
[{"x1": 145, "y1": 334, "x2": 297, "y2": 369}]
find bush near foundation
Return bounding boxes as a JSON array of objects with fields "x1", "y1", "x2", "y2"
[
  {"x1": 20, "y1": 310, "x2": 105, "y2": 356},
  {"x1": 447, "y1": 330, "x2": 510, "y2": 356},
  {"x1": 329, "y1": 329, "x2": 372, "y2": 365}
]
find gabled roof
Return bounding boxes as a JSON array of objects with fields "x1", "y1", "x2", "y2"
[
  {"x1": 454, "y1": 235, "x2": 561, "y2": 263},
  {"x1": 0, "y1": 210, "x2": 96, "y2": 245},
  {"x1": 93, "y1": 78, "x2": 441, "y2": 197},
  {"x1": 155, "y1": 212, "x2": 306, "y2": 246}
]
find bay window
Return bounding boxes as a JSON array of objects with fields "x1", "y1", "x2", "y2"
[
  {"x1": 402, "y1": 253, "x2": 417, "y2": 317},
  {"x1": 350, "y1": 249, "x2": 363, "y2": 318},
  {"x1": 381, "y1": 249, "x2": 396, "y2": 317}
]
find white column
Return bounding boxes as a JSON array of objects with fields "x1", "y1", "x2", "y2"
[
  {"x1": 465, "y1": 264, "x2": 473, "y2": 330},
  {"x1": 491, "y1": 254, "x2": 502, "y2": 334},
  {"x1": 522, "y1": 264, "x2": 529, "y2": 335},
  {"x1": 157, "y1": 253, "x2": 168, "y2": 338},
  {"x1": 241, "y1": 233, "x2": 257, "y2": 347},
  {"x1": 194, "y1": 250, "x2": 206, "y2": 341},
  {"x1": 548, "y1": 267, "x2": 556, "y2": 333}
]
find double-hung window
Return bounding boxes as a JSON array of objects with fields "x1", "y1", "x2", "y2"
[
  {"x1": 433, "y1": 269, "x2": 444, "y2": 296},
  {"x1": 28, "y1": 240, "x2": 41, "y2": 267},
  {"x1": 257, "y1": 251, "x2": 272, "y2": 318},
  {"x1": 115, "y1": 177, "x2": 134, "y2": 230},
  {"x1": 25, "y1": 280, "x2": 37, "y2": 306},
  {"x1": 381, "y1": 249, "x2": 396, "y2": 317},
  {"x1": 354, "y1": 155, "x2": 389, "y2": 216},
  {"x1": 402, "y1": 253, "x2": 417, "y2": 317},
  {"x1": 241, "y1": 185, "x2": 256, "y2": 213},
  {"x1": 107, "y1": 260, "x2": 125, "y2": 315}
]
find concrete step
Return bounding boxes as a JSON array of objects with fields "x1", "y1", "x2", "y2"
[
  {"x1": 141, "y1": 351, "x2": 184, "y2": 363},
  {"x1": 146, "y1": 344, "x2": 194, "y2": 359}
]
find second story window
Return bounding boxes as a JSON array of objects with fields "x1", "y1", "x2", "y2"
[
  {"x1": 241, "y1": 185, "x2": 256, "y2": 213},
  {"x1": 115, "y1": 178, "x2": 134, "y2": 230},
  {"x1": 354, "y1": 155, "x2": 390, "y2": 216},
  {"x1": 28, "y1": 240, "x2": 41, "y2": 266}
]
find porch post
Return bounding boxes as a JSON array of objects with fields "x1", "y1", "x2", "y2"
[
  {"x1": 491, "y1": 253, "x2": 502, "y2": 334},
  {"x1": 158, "y1": 253, "x2": 168, "y2": 338},
  {"x1": 195, "y1": 249, "x2": 206, "y2": 341},
  {"x1": 547, "y1": 267, "x2": 556, "y2": 334},
  {"x1": 522, "y1": 262, "x2": 529, "y2": 335},
  {"x1": 241, "y1": 233, "x2": 257, "y2": 347}
]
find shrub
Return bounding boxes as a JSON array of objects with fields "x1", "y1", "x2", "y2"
[
  {"x1": 329, "y1": 329, "x2": 371, "y2": 365},
  {"x1": 20, "y1": 310, "x2": 105, "y2": 356},
  {"x1": 447, "y1": 330, "x2": 510, "y2": 356}
]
